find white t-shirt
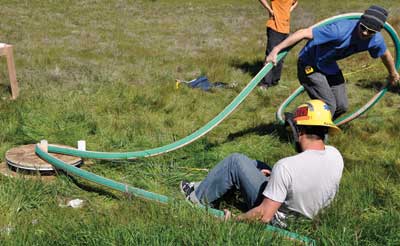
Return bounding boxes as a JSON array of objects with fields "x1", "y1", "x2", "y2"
[{"x1": 262, "y1": 146, "x2": 344, "y2": 219}]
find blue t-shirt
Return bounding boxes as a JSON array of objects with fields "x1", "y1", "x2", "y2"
[{"x1": 299, "y1": 20, "x2": 387, "y2": 75}]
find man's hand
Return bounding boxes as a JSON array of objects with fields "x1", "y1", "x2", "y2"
[
  {"x1": 388, "y1": 71, "x2": 400, "y2": 86},
  {"x1": 235, "y1": 198, "x2": 282, "y2": 223},
  {"x1": 265, "y1": 27, "x2": 313, "y2": 66},
  {"x1": 259, "y1": 0, "x2": 273, "y2": 18},
  {"x1": 265, "y1": 48, "x2": 279, "y2": 66},
  {"x1": 269, "y1": 10, "x2": 274, "y2": 18},
  {"x1": 223, "y1": 209, "x2": 233, "y2": 221},
  {"x1": 261, "y1": 169, "x2": 271, "y2": 176}
]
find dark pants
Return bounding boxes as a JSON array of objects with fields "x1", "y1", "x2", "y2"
[
  {"x1": 262, "y1": 28, "x2": 289, "y2": 86},
  {"x1": 297, "y1": 61, "x2": 348, "y2": 119}
]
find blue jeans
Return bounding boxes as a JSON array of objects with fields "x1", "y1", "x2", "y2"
[{"x1": 191, "y1": 153, "x2": 271, "y2": 209}]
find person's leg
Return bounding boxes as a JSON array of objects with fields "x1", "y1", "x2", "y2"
[
  {"x1": 192, "y1": 153, "x2": 270, "y2": 209},
  {"x1": 261, "y1": 28, "x2": 274, "y2": 86},
  {"x1": 327, "y1": 71, "x2": 348, "y2": 120},
  {"x1": 331, "y1": 84, "x2": 348, "y2": 119},
  {"x1": 263, "y1": 28, "x2": 288, "y2": 86},
  {"x1": 297, "y1": 61, "x2": 337, "y2": 117},
  {"x1": 269, "y1": 30, "x2": 288, "y2": 85}
]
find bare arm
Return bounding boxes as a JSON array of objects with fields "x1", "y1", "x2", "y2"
[
  {"x1": 258, "y1": 0, "x2": 273, "y2": 16},
  {"x1": 290, "y1": 0, "x2": 298, "y2": 12},
  {"x1": 266, "y1": 27, "x2": 313, "y2": 65},
  {"x1": 381, "y1": 49, "x2": 400, "y2": 85},
  {"x1": 236, "y1": 197, "x2": 282, "y2": 223}
]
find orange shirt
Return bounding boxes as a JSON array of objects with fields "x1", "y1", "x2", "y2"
[{"x1": 266, "y1": 0, "x2": 296, "y2": 34}]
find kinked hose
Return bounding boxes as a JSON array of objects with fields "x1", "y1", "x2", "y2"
[{"x1": 36, "y1": 13, "x2": 399, "y2": 245}]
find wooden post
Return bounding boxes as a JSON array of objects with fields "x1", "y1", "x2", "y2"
[{"x1": 0, "y1": 43, "x2": 19, "y2": 99}]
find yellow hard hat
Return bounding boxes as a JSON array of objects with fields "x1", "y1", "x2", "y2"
[{"x1": 293, "y1": 99, "x2": 340, "y2": 134}]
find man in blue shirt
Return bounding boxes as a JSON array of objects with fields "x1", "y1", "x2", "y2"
[{"x1": 266, "y1": 5, "x2": 399, "y2": 119}]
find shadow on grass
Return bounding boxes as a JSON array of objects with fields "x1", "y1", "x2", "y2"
[
  {"x1": 65, "y1": 172, "x2": 121, "y2": 200},
  {"x1": 0, "y1": 84, "x2": 12, "y2": 96},
  {"x1": 355, "y1": 79, "x2": 400, "y2": 94},
  {"x1": 225, "y1": 122, "x2": 291, "y2": 144},
  {"x1": 230, "y1": 59, "x2": 264, "y2": 77},
  {"x1": 216, "y1": 189, "x2": 248, "y2": 212},
  {"x1": 96, "y1": 159, "x2": 142, "y2": 167}
]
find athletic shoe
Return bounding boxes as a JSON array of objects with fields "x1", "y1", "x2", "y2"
[
  {"x1": 258, "y1": 83, "x2": 271, "y2": 91},
  {"x1": 180, "y1": 180, "x2": 195, "y2": 199}
]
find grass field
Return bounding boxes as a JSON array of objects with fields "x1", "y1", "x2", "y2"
[{"x1": 0, "y1": 0, "x2": 400, "y2": 245}]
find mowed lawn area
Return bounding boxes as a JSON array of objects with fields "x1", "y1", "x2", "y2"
[{"x1": 0, "y1": 0, "x2": 399, "y2": 245}]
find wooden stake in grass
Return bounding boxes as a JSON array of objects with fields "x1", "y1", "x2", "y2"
[{"x1": 0, "y1": 43, "x2": 19, "y2": 99}]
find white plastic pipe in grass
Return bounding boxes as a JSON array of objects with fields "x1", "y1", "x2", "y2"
[{"x1": 276, "y1": 13, "x2": 400, "y2": 126}]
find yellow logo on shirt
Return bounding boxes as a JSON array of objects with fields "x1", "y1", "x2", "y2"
[{"x1": 305, "y1": 66, "x2": 314, "y2": 75}]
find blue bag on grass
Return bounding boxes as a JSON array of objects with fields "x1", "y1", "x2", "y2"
[
  {"x1": 187, "y1": 76, "x2": 211, "y2": 91},
  {"x1": 176, "y1": 76, "x2": 232, "y2": 91}
]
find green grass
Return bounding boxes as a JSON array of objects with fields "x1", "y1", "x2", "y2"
[{"x1": 1, "y1": 0, "x2": 400, "y2": 245}]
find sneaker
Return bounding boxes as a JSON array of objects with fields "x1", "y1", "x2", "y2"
[
  {"x1": 180, "y1": 180, "x2": 195, "y2": 199},
  {"x1": 258, "y1": 83, "x2": 273, "y2": 91}
]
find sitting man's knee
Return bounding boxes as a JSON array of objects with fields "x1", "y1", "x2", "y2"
[
  {"x1": 229, "y1": 153, "x2": 247, "y2": 161},
  {"x1": 227, "y1": 153, "x2": 251, "y2": 167}
]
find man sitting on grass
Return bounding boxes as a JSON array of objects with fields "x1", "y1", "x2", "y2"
[{"x1": 180, "y1": 100, "x2": 343, "y2": 226}]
